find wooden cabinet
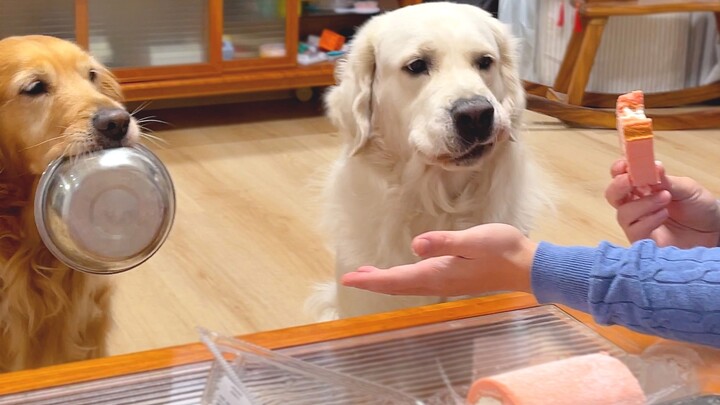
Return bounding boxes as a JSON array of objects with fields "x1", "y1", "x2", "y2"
[{"x1": 0, "y1": 0, "x2": 417, "y2": 102}]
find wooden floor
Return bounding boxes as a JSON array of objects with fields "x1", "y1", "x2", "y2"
[{"x1": 103, "y1": 98, "x2": 720, "y2": 358}]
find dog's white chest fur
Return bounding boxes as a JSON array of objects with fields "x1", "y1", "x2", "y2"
[{"x1": 312, "y1": 141, "x2": 548, "y2": 320}]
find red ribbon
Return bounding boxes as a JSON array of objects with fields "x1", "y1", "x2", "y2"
[{"x1": 573, "y1": 1, "x2": 583, "y2": 32}]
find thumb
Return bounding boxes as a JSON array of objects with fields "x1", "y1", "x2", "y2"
[
  {"x1": 412, "y1": 224, "x2": 507, "y2": 259},
  {"x1": 412, "y1": 231, "x2": 468, "y2": 258},
  {"x1": 661, "y1": 174, "x2": 700, "y2": 202},
  {"x1": 653, "y1": 162, "x2": 669, "y2": 190}
]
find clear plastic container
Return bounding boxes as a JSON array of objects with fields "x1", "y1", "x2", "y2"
[
  {"x1": 200, "y1": 305, "x2": 655, "y2": 404},
  {"x1": 0, "y1": 305, "x2": 707, "y2": 404}
]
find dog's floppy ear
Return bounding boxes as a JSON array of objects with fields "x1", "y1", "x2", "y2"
[
  {"x1": 488, "y1": 19, "x2": 525, "y2": 132},
  {"x1": 324, "y1": 22, "x2": 377, "y2": 157}
]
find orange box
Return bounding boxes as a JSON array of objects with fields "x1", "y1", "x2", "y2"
[{"x1": 319, "y1": 29, "x2": 346, "y2": 51}]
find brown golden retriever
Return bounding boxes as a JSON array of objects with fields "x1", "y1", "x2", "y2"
[{"x1": 0, "y1": 35, "x2": 140, "y2": 371}]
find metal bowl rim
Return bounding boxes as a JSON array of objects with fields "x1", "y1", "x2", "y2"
[{"x1": 34, "y1": 145, "x2": 176, "y2": 275}]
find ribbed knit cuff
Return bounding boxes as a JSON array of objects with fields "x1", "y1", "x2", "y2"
[{"x1": 531, "y1": 242, "x2": 597, "y2": 313}]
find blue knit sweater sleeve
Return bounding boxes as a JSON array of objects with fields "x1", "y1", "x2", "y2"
[{"x1": 531, "y1": 240, "x2": 720, "y2": 348}]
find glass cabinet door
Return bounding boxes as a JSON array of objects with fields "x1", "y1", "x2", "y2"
[
  {"x1": 222, "y1": 0, "x2": 296, "y2": 69},
  {"x1": 0, "y1": 0, "x2": 76, "y2": 40},
  {"x1": 87, "y1": 0, "x2": 214, "y2": 80}
]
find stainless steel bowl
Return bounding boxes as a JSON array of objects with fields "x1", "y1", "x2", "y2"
[{"x1": 34, "y1": 145, "x2": 175, "y2": 274}]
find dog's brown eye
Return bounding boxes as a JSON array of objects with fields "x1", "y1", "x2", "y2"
[
  {"x1": 89, "y1": 69, "x2": 98, "y2": 82},
  {"x1": 476, "y1": 55, "x2": 494, "y2": 71},
  {"x1": 404, "y1": 59, "x2": 429, "y2": 75},
  {"x1": 21, "y1": 81, "x2": 49, "y2": 96}
]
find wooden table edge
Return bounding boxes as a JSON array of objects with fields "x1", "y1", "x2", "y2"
[
  {"x1": 1, "y1": 292, "x2": 718, "y2": 396},
  {"x1": 0, "y1": 293, "x2": 537, "y2": 395}
]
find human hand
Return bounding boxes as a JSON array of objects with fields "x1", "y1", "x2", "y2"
[
  {"x1": 605, "y1": 159, "x2": 720, "y2": 248},
  {"x1": 340, "y1": 223, "x2": 537, "y2": 296}
]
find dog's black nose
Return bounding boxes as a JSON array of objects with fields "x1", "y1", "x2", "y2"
[
  {"x1": 451, "y1": 97, "x2": 495, "y2": 145},
  {"x1": 93, "y1": 108, "x2": 130, "y2": 141}
]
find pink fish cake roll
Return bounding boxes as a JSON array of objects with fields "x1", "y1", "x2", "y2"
[
  {"x1": 466, "y1": 352, "x2": 646, "y2": 405},
  {"x1": 617, "y1": 91, "x2": 660, "y2": 189}
]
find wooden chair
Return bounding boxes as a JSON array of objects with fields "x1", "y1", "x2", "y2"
[{"x1": 525, "y1": 0, "x2": 720, "y2": 130}]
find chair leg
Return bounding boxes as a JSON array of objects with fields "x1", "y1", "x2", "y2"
[
  {"x1": 554, "y1": 24, "x2": 586, "y2": 93},
  {"x1": 715, "y1": 12, "x2": 719, "y2": 34},
  {"x1": 566, "y1": 17, "x2": 608, "y2": 106}
]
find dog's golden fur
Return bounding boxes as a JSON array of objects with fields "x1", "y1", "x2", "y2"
[{"x1": 0, "y1": 35, "x2": 139, "y2": 371}]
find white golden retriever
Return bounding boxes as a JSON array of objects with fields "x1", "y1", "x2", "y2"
[{"x1": 308, "y1": 2, "x2": 551, "y2": 320}]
